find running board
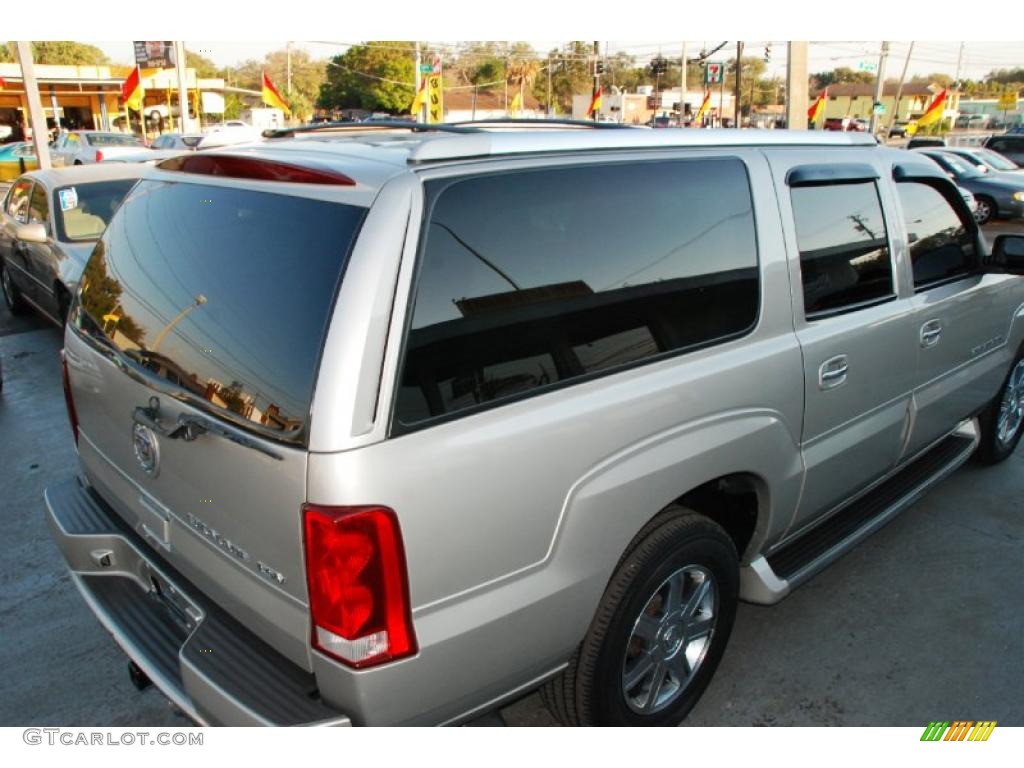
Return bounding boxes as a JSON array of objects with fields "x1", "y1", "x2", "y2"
[{"x1": 740, "y1": 419, "x2": 979, "y2": 605}]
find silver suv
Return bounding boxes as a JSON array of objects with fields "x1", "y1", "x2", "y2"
[{"x1": 46, "y1": 126, "x2": 1024, "y2": 726}]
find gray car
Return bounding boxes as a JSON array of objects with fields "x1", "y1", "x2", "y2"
[
  {"x1": 940, "y1": 145, "x2": 1024, "y2": 177},
  {"x1": 0, "y1": 165, "x2": 144, "y2": 324},
  {"x1": 46, "y1": 127, "x2": 1024, "y2": 726},
  {"x1": 915, "y1": 148, "x2": 1024, "y2": 224}
]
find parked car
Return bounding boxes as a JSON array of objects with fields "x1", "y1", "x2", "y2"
[
  {"x1": 0, "y1": 164, "x2": 144, "y2": 325},
  {"x1": 50, "y1": 131, "x2": 147, "y2": 166},
  {"x1": 198, "y1": 122, "x2": 262, "y2": 149},
  {"x1": 0, "y1": 142, "x2": 38, "y2": 181},
  {"x1": 984, "y1": 134, "x2": 1024, "y2": 167},
  {"x1": 47, "y1": 128, "x2": 1024, "y2": 727},
  {"x1": 907, "y1": 135, "x2": 946, "y2": 149},
  {"x1": 104, "y1": 149, "x2": 195, "y2": 164},
  {"x1": 940, "y1": 146, "x2": 1024, "y2": 176},
  {"x1": 150, "y1": 133, "x2": 204, "y2": 150},
  {"x1": 915, "y1": 148, "x2": 1024, "y2": 224},
  {"x1": 957, "y1": 185, "x2": 979, "y2": 217},
  {"x1": 888, "y1": 120, "x2": 917, "y2": 138}
]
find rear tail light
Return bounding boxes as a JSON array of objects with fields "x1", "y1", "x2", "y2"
[
  {"x1": 303, "y1": 505, "x2": 416, "y2": 668},
  {"x1": 94, "y1": 149, "x2": 104, "y2": 162},
  {"x1": 60, "y1": 349, "x2": 79, "y2": 444}
]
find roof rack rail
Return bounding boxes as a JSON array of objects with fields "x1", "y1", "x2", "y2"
[
  {"x1": 262, "y1": 120, "x2": 483, "y2": 139},
  {"x1": 447, "y1": 118, "x2": 636, "y2": 130}
]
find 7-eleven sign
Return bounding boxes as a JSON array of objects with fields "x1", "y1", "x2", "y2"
[{"x1": 705, "y1": 62, "x2": 724, "y2": 84}]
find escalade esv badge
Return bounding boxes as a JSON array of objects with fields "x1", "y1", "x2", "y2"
[{"x1": 132, "y1": 422, "x2": 160, "y2": 476}]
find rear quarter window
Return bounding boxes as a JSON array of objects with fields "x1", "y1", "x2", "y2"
[
  {"x1": 395, "y1": 157, "x2": 759, "y2": 428},
  {"x1": 75, "y1": 180, "x2": 366, "y2": 445}
]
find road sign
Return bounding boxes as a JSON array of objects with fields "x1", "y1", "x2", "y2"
[
  {"x1": 705, "y1": 62, "x2": 724, "y2": 85},
  {"x1": 857, "y1": 60, "x2": 877, "y2": 72},
  {"x1": 419, "y1": 64, "x2": 433, "y2": 74},
  {"x1": 873, "y1": 102, "x2": 886, "y2": 115},
  {"x1": 998, "y1": 93, "x2": 1019, "y2": 110}
]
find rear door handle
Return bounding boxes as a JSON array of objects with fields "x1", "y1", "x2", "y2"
[
  {"x1": 920, "y1": 319, "x2": 942, "y2": 348},
  {"x1": 818, "y1": 355, "x2": 849, "y2": 390}
]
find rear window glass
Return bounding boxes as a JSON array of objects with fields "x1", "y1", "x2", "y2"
[
  {"x1": 86, "y1": 133, "x2": 146, "y2": 147},
  {"x1": 75, "y1": 180, "x2": 366, "y2": 444},
  {"x1": 53, "y1": 179, "x2": 138, "y2": 241}
]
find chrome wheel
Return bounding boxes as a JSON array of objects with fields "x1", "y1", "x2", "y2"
[
  {"x1": 997, "y1": 359, "x2": 1024, "y2": 447},
  {"x1": 974, "y1": 199, "x2": 993, "y2": 225},
  {"x1": 621, "y1": 565, "x2": 717, "y2": 715}
]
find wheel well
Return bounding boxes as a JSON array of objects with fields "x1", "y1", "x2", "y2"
[{"x1": 670, "y1": 474, "x2": 762, "y2": 560}]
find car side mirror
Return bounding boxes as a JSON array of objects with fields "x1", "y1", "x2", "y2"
[
  {"x1": 14, "y1": 222, "x2": 47, "y2": 244},
  {"x1": 991, "y1": 234, "x2": 1024, "y2": 274}
]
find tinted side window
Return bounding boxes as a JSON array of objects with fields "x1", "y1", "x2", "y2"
[
  {"x1": 791, "y1": 182, "x2": 893, "y2": 317},
  {"x1": 397, "y1": 158, "x2": 759, "y2": 426},
  {"x1": 6, "y1": 180, "x2": 33, "y2": 222},
  {"x1": 897, "y1": 182, "x2": 976, "y2": 288},
  {"x1": 28, "y1": 183, "x2": 49, "y2": 228}
]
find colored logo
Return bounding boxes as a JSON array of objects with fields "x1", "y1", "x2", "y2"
[{"x1": 920, "y1": 721, "x2": 996, "y2": 741}]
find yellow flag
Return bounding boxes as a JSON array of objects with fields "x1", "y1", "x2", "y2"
[
  {"x1": 510, "y1": 92, "x2": 522, "y2": 115},
  {"x1": 411, "y1": 78, "x2": 427, "y2": 116}
]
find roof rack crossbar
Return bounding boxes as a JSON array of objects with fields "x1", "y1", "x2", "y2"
[
  {"x1": 448, "y1": 118, "x2": 636, "y2": 130},
  {"x1": 262, "y1": 120, "x2": 484, "y2": 139}
]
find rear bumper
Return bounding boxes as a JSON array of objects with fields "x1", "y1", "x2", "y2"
[{"x1": 44, "y1": 476, "x2": 351, "y2": 726}]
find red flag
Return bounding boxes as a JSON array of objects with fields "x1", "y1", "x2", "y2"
[
  {"x1": 261, "y1": 71, "x2": 291, "y2": 116},
  {"x1": 588, "y1": 87, "x2": 603, "y2": 117},
  {"x1": 121, "y1": 66, "x2": 143, "y2": 111}
]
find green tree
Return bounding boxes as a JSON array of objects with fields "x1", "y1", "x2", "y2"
[
  {"x1": 319, "y1": 42, "x2": 417, "y2": 113},
  {"x1": 811, "y1": 66, "x2": 875, "y2": 89},
  {"x1": 1, "y1": 41, "x2": 109, "y2": 65},
  {"x1": 184, "y1": 49, "x2": 221, "y2": 78},
  {"x1": 532, "y1": 42, "x2": 592, "y2": 115}
]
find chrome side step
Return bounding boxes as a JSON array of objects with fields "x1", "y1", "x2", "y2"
[{"x1": 740, "y1": 419, "x2": 979, "y2": 605}]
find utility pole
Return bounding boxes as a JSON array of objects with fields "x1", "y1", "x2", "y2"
[
  {"x1": 592, "y1": 40, "x2": 600, "y2": 121},
  {"x1": 14, "y1": 42, "x2": 51, "y2": 169},
  {"x1": 888, "y1": 41, "x2": 914, "y2": 134},
  {"x1": 868, "y1": 41, "x2": 889, "y2": 134},
  {"x1": 286, "y1": 41, "x2": 292, "y2": 96},
  {"x1": 174, "y1": 41, "x2": 190, "y2": 133},
  {"x1": 734, "y1": 41, "x2": 743, "y2": 128},
  {"x1": 954, "y1": 42, "x2": 965, "y2": 88},
  {"x1": 680, "y1": 42, "x2": 687, "y2": 125},
  {"x1": 785, "y1": 42, "x2": 809, "y2": 131},
  {"x1": 547, "y1": 52, "x2": 553, "y2": 118},
  {"x1": 414, "y1": 41, "x2": 421, "y2": 123}
]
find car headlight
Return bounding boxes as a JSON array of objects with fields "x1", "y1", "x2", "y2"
[{"x1": 1013, "y1": 191, "x2": 1024, "y2": 202}]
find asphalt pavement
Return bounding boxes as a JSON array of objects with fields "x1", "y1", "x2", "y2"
[{"x1": 0, "y1": 223, "x2": 1022, "y2": 727}]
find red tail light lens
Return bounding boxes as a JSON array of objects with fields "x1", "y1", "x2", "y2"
[
  {"x1": 60, "y1": 349, "x2": 79, "y2": 444},
  {"x1": 303, "y1": 505, "x2": 416, "y2": 668},
  {"x1": 95, "y1": 149, "x2": 104, "y2": 162}
]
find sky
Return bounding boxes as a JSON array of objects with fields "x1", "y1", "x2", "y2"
[{"x1": 90, "y1": 40, "x2": 1024, "y2": 83}]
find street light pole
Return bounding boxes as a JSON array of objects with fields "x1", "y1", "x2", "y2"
[
  {"x1": 152, "y1": 294, "x2": 207, "y2": 353},
  {"x1": 785, "y1": 42, "x2": 809, "y2": 131},
  {"x1": 13, "y1": 42, "x2": 51, "y2": 169},
  {"x1": 869, "y1": 41, "x2": 890, "y2": 135},
  {"x1": 888, "y1": 41, "x2": 914, "y2": 135}
]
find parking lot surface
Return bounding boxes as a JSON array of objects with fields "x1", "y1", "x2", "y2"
[{"x1": 1, "y1": 222, "x2": 1022, "y2": 727}]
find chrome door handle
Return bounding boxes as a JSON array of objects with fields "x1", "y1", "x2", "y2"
[
  {"x1": 920, "y1": 319, "x2": 942, "y2": 348},
  {"x1": 819, "y1": 355, "x2": 849, "y2": 390}
]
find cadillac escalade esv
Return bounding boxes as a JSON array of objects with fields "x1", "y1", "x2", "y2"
[{"x1": 45, "y1": 125, "x2": 1024, "y2": 725}]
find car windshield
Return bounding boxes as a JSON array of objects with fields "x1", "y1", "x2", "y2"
[
  {"x1": 85, "y1": 133, "x2": 146, "y2": 148},
  {"x1": 977, "y1": 149, "x2": 1018, "y2": 171},
  {"x1": 936, "y1": 153, "x2": 983, "y2": 178},
  {"x1": 53, "y1": 178, "x2": 138, "y2": 241}
]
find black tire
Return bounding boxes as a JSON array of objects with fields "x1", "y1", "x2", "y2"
[
  {"x1": 977, "y1": 345, "x2": 1024, "y2": 464},
  {"x1": 55, "y1": 285, "x2": 71, "y2": 326},
  {"x1": 974, "y1": 195, "x2": 996, "y2": 226},
  {"x1": 543, "y1": 507, "x2": 738, "y2": 726},
  {"x1": 1, "y1": 261, "x2": 30, "y2": 315}
]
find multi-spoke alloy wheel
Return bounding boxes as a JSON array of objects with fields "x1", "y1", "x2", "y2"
[
  {"x1": 622, "y1": 565, "x2": 717, "y2": 714},
  {"x1": 996, "y1": 359, "x2": 1024, "y2": 448},
  {"x1": 541, "y1": 508, "x2": 738, "y2": 726}
]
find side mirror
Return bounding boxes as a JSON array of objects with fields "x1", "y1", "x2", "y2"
[
  {"x1": 14, "y1": 222, "x2": 47, "y2": 244},
  {"x1": 992, "y1": 234, "x2": 1024, "y2": 274}
]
